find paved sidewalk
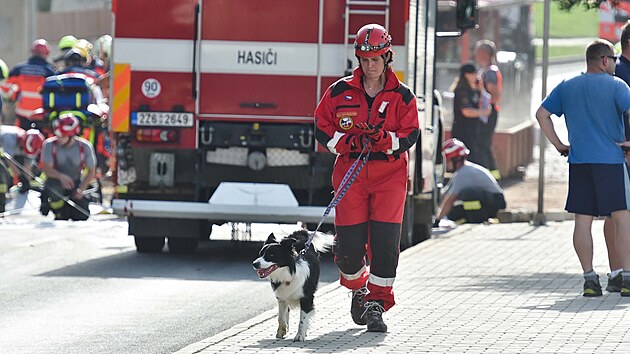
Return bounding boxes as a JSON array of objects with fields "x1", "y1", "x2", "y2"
[{"x1": 176, "y1": 220, "x2": 630, "y2": 353}]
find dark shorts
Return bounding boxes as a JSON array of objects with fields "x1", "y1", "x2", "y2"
[{"x1": 566, "y1": 163, "x2": 630, "y2": 216}]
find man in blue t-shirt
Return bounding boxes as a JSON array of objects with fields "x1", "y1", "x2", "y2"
[{"x1": 536, "y1": 39, "x2": 630, "y2": 298}]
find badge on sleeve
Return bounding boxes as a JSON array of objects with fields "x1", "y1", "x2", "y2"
[
  {"x1": 336, "y1": 111, "x2": 357, "y2": 130},
  {"x1": 339, "y1": 117, "x2": 354, "y2": 130}
]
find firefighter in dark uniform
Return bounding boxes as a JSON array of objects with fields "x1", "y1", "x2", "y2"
[
  {"x1": 315, "y1": 24, "x2": 419, "y2": 332},
  {"x1": 0, "y1": 39, "x2": 56, "y2": 131},
  {"x1": 436, "y1": 138, "x2": 506, "y2": 224},
  {"x1": 40, "y1": 113, "x2": 96, "y2": 220},
  {"x1": 0, "y1": 127, "x2": 45, "y2": 213}
]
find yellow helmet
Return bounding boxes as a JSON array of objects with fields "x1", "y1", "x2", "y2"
[
  {"x1": 0, "y1": 59, "x2": 8, "y2": 80},
  {"x1": 59, "y1": 35, "x2": 78, "y2": 50},
  {"x1": 73, "y1": 39, "x2": 93, "y2": 64},
  {"x1": 73, "y1": 40, "x2": 93, "y2": 57}
]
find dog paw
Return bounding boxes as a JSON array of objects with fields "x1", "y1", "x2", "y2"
[
  {"x1": 276, "y1": 328, "x2": 287, "y2": 339},
  {"x1": 293, "y1": 333, "x2": 306, "y2": 342}
]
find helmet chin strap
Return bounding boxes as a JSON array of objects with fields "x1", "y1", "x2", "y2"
[{"x1": 384, "y1": 51, "x2": 393, "y2": 66}]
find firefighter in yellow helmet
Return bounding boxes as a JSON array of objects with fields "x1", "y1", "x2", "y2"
[
  {"x1": 0, "y1": 59, "x2": 8, "y2": 80},
  {"x1": 0, "y1": 58, "x2": 8, "y2": 120},
  {"x1": 53, "y1": 35, "x2": 79, "y2": 68},
  {"x1": 73, "y1": 39, "x2": 94, "y2": 67}
]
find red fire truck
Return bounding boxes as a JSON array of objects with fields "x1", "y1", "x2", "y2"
[
  {"x1": 110, "y1": 0, "x2": 476, "y2": 253},
  {"x1": 600, "y1": 0, "x2": 630, "y2": 43}
]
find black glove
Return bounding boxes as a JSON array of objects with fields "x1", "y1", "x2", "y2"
[
  {"x1": 356, "y1": 122, "x2": 392, "y2": 152},
  {"x1": 18, "y1": 174, "x2": 30, "y2": 194},
  {"x1": 335, "y1": 134, "x2": 371, "y2": 154}
]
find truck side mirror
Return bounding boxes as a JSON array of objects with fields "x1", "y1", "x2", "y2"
[{"x1": 456, "y1": 0, "x2": 478, "y2": 31}]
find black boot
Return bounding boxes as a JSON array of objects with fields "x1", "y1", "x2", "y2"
[
  {"x1": 39, "y1": 192, "x2": 50, "y2": 216},
  {"x1": 350, "y1": 286, "x2": 368, "y2": 325},
  {"x1": 365, "y1": 300, "x2": 387, "y2": 332}
]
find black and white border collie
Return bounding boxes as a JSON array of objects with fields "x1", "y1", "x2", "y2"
[{"x1": 252, "y1": 229, "x2": 334, "y2": 341}]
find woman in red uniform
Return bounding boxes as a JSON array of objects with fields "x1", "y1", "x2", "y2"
[{"x1": 314, "y1": 23, "x2": 419, "y2": 332}]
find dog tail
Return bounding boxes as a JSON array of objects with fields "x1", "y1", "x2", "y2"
[{"x1": 310, "y1": 231, "x2": 334, "y2": 254}]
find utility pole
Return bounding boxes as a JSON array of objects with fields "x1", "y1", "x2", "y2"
[
  {"x1": 29, "y1": 0, "x2": 37, "y2": 44},
  {"x1": 533, "y1": 0, "x2": 551, "y2": 226}
]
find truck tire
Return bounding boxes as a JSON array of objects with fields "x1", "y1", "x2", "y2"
[
  {"x1": 199, "y1": 221, "x2": 212, "y2": 240},
  {"x1": 130, "y1": 217, "x2": 209, "y2": 253},
  {"x1": 168, "y1": 237, "x2": 199, "y2": 254},
  {"x1": 135, "y1": 236, "x2": 165, "y2": 253}
]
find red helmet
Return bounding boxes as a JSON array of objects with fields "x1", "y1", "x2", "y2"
[
  {"x1": 354, "y1": 24, "x2": 392, "y2": 58},
  {"x1": 442, "y1": 138, "x2": 470, "y2": 160},
  {"x1": 21, "y1": 129, "x2": 45, "y2": 158},
  {"x1": 31, "y1": 39, "x2": 50, "y2": 58},
  {"x1": 53, "y1": 113, "x2": 81, "y2": 137}
]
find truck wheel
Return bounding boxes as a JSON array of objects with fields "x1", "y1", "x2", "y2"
[
  {"x1": 135, "y1": 236, "x2": 165, "y2": 253},
  {"x1": 199, "y1": 221, "x2": 212, "y2": 240},
  {"x1": 167, "y1": 237, "x2": 199, "y2": 254}
]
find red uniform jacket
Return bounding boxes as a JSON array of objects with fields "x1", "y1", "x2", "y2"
[
  {"x1": 315, "y1": 66, "x2": 419, "y2": 160},
  {"x1": 0, "y1": 56, "x2": 56, "y2": 119}
]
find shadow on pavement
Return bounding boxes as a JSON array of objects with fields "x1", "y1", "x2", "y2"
[
  {"x1": 245, "y1": 328, "x2": 384, "y2": 353},
  {"x1": 38, "y1": 239, "x2": 339, "y2": 283},
  {"x1": 520, "y1": 296, "x2": 630, "y2": 313}
]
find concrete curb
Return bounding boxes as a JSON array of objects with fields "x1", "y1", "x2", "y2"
[
  {"x1": 536, "y1": 55, "x2": 582, "y2": 67},
  {"x1": 498, "y1": 209, "x2": 574, "y2": 223}
]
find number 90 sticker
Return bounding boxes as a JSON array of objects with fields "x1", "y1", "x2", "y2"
[{"x1": 141, "y1": 78, "x2": 161, "y2": 98}]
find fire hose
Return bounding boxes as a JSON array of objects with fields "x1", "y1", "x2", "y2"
[{"x1": 0, "y1": 150, "x2": 93, "y2": 220}]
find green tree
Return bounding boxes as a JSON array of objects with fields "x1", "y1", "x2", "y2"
[{"x1": 553, "y1": 0, "x2": 614, "y2": 11}]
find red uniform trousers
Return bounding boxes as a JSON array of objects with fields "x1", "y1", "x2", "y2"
[{"x1": 332, "y1": 154, "x2": 407, "y2": 311}]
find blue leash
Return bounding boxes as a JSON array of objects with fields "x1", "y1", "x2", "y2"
[{"x1": 301, "y1": 142, "x2": 371, "y2": 254}]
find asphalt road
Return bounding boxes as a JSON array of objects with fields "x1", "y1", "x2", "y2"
[{"x1": 0, "y1": 192, "x2": 339, "y2": 354}]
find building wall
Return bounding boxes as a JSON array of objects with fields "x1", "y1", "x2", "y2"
[
  {"x1": 37, "y1": 8, "x2": 111, "y2": 60},
  {"x1": 0, "y1": 0, "x2": 31, "y2": 67},
  {"x1": 50, "y1": 0, "x2": 111, "y2": 12},
  {"x1": 0, "y1": 0, "x2": 111, "y2": 68}
]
